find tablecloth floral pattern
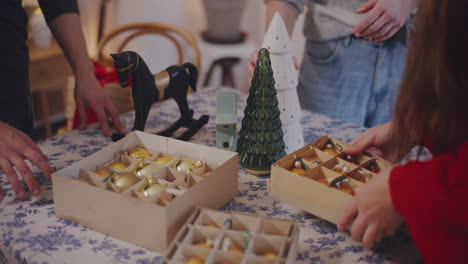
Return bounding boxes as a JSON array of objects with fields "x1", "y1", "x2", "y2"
[{"x1": 0, "y1": 88, "x2": 421, "y2": 264}]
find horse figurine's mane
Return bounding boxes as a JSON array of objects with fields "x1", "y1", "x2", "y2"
[{"x1": 110, "y1": 51, "x2": 208, "y2": 141}]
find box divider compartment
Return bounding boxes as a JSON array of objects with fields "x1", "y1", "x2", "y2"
[
  {"x1": 231, "y1": 214, "x2": 260, "y2": 232},
  {"x1": 250, "y1": 234, "x2": 285, "y2": 260},
  {"x1": 210, "y1": 249, "x2": 244, "y2": 264},
  {"x1": 259, "y1": 216, "x2": 292, "y2": 237},
  {"x1": 194, "y1": 209, "x2": 232, "y2": 229}
]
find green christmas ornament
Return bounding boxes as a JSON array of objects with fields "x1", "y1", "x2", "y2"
[{"x1": 237, "y1": 48, "x2": 286, "y2": 176}]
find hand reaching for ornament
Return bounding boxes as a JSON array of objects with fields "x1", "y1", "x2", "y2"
[
  {"x1": 337, "y1": 167, "x2": 404, "y2": 248},
  {"x1": 247, "y1": 51, "x2": 299, "y2": 83},
  {"x1": 353, "y1": 0, "x2": 418, "y2": 43},
  {"x1": 344, "y1": 121, "x2": 402, "y2": 163},
  {"x1": 74, "y1": 70, "x2": 126, "y2": 137},
  {"x1": 0, "y1": 122, "x2": 53, "y2": 200}
]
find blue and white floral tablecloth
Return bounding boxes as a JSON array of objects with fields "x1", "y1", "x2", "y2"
[{"x1": 0, "y1": 88, "x2": 421, "y2": 264}]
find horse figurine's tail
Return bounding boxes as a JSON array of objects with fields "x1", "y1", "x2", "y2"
[{"x1": 183, "y1": 62, "x2": 198, "y2": 92}]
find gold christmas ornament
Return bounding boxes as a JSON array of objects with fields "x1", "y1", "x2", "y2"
[
  {"x1": 127, "y1": 147, "x2": 151, "y2": 159},
  {"x1": 195, "y1": 238, "x2": 214, "y2": 248},
  {"x1": 332, "y1": 163, "x2": 351, "y2": 175},
  {"x1": 201, "y1": 171, "x2": 210, "y2": 177},
  {"x1": 290, "y1": 167, "x2": 305, "y2": 175},
  {"x1": 263, "y1": 252, "x2": 279, "y2": 259},
  {"x1": 133, "y1": 162, "x2": 159, "y2": 178},
  {"x1": 172, "y1": 158, "x2": 204, "y2": 175},
  {"x1": 95, "y1": 169, "x2": 111, "y2": 177},
  {"x1": 307, "y1": 157, "x2": 321, "y2": 165},
  {"x1": 228, "y1": 247, "x2": 244, "y2": 254},
  {"x1": 290, "y1": 158, "x2": 307, "y2": 175},
  {"x1": 111, "y1": 172, "x2": 139, "y2": 189},
  {"x1": 138, "y1": 177, "x2": 166, "y2": 198},
  {"x1": 108, "y1": 162, "x2": 128, "y2": 170},
  {"x1": 154, "y1": 156, "x2": 173, "y2": 165},
  {"x1": 186, "y1": 256, "x2": 204, "y2": 264},
  {"x1": 324, "y1": 145, "x2": 338, "y2": 156}
]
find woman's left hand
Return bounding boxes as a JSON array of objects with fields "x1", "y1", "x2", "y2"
[{"x1": 337, "y1": 168, "x2": 404, "y2": 248}]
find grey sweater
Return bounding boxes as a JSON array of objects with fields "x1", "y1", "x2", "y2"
[{"x1": 279, "y1": 0, "x2": 410, "y2": 41}]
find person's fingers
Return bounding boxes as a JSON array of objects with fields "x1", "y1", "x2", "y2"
[
  {"x1": 350, "y1": 215, "x2": 367, "y2": 242},
  {"x1": 347, "y1": 132, "x2": 366, "y2": 146},
  {"x1": 22, "y1": 147, "x2": 53, "y2": 179},
  {"x1": 10, "y1": 155, "x2": 40, "y2": 196},
  {"x1": 360, "y1": 15, "x2": 391, "y2": 39},
  {"x1": 365, "y1": 147, "x2": 384, "y2": 158},
  {"x1": 363, "y1": 20, "x2": 395, "y2": 41},
  {"x1": 386, "y1": 152, "x2": 400, "y2": 164},
  {"x1": 105, "y1": 102, "x2": 125, "y2": 134},
  {"x1": 373, "y1": 25, "x2": 400, "y2": 43},
  {"x1": 362, "y1": 222, "x2": 380, "y2": 248},
  {"x1": 345, "y1": 133, "x2": 377, "y2": 155},
  {"x1": 17, "y1": 131, "x2": 47, "y2": 160},
  {"x1": 76, "y1": 99, "x2": 88, "y2": 130},
  {"x1": 353, "y1": 7, "x2": 383, "y2": 37},
  {"x1": 94, "y1": 107, "x2": 112, "y2": 137},
  {"x1": 338, "y1": 200, "x2": 358, "y2": 231},
  {"x1": 355, "y1": 0, "x2": 377, "y2": 13},
  {"x1": 0, "y1": 159, "x2": 25, "y2": 199}
]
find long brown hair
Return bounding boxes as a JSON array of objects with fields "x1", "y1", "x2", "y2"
[{"x1": 392, "y1": 0, "x2": 468, "y2": 157}]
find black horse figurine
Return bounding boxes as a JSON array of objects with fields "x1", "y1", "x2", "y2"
[{"x1": 110, "y1": 51, "x2": 209, "y2": 141}]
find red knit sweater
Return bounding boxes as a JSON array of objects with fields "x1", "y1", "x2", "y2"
[{"x1": 389, "y1": 143, "x2": 468, "y2": 263}]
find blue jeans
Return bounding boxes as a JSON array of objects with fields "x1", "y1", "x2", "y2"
[{"x1": 297, "y1": 36, "x2": 408, "y2": 127}]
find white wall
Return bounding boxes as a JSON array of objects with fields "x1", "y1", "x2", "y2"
[{"x1": 77, "y1": 0, "x2": 305, "y2": 88}]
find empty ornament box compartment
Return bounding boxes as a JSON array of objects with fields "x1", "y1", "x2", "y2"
[{"x1": 163, "y1": 208, "x2": 299, "y2": 264}]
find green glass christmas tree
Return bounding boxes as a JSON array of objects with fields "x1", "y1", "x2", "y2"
[{"x1": 237, "y1": 48, "x2": 286, "y2": 175}]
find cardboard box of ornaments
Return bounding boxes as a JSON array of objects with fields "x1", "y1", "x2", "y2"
[
  {"x1": 269, "y1": 135, "x2": 394, "y2": 224},
  {"x1": 52, "y1": 131, "x2": 238, "y2": 252},
  {"x1": 163, "y1": 208, "x2": 299, "y2": 264}
]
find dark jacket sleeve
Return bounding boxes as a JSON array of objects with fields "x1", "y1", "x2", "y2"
[{"x1": 38, "y1": 0, "x2": 79, "y2": 22}]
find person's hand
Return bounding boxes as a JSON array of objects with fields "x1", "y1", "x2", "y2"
[
  {"x1": 344, "y1": 121, "x2": 401, "y2": 162},
  {"x1": 337, "y1": 168, "x2": 403, "y2": 248},
  {"x1": 0, "y1": 122, "x2": 53, "y2": 200},
  {"x1": 247, "y1": 51, "x2": 299, "y2": 82},
  {"x1": 74, "y1": 71, "x2": 125, "y2": 137},
  {"x1": 353, "y1": 0, "x2": 417, "y2": 43}
]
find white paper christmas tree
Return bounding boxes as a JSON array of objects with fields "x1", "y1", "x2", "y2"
[{"x1": 262, "y1": 12, "x2": 304, "y2": 153}]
